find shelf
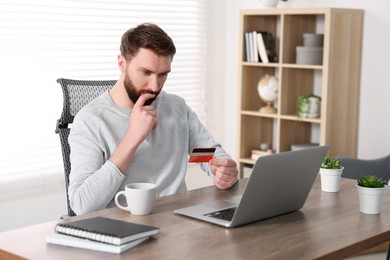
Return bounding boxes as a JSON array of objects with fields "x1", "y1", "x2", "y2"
[
  {"x1": 241, "y1": 110, "x2": 278, "y2": 119},
  {"x1": 237, "y1": 8, "x2": 363, "y2": 177},
  {"x1": 242, "y1": 63, "x2": 323, "y2": 70},
  {"x1": 280, "y1": 115, "x2": 321, "y2": 123},
  {"x1": 281, "y1": 64, "x2": 323, "y2": 70},
  {"x1": 242, "y1": 62, "x2": 279, "y2": 67},
  {"x1": 241, "y1": 110, "x2": 321, "y2": 123}
]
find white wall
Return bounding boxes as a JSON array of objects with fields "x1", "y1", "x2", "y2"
[
  {"x1": 0, "y1": 182, "x2": 67, "y2": 232},
  {"x1": 204, "y1": 1, "x2": 228, "y2": 145},
  {"x1": 216, "y1": 0, "x2": 390, "y2": 160}
]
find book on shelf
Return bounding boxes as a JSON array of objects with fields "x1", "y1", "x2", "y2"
[
  {"x1": 258, "y1": 31, "x2": 278, "y2": 63},
  {"x1": 245, "y1": 31, "x2": 261, "y2": 62},
  {"x1": 245, "y1": 31, "x2": 278, "y2": 63},
  {"x1": 245, "y1": 32, "x2": 251, "y2": 62},
  {"x1": 54, "y1": 217, "x2": 159, "y2": 246},
  {"x1": 252, "y1": 31, "x2": 259, "y2": 63},
  {"x1": 247, "y1": 32, "x2": 254, "y2": 62},
  {"x1": 245, "y1": 31, "x2": 259, "y2": 62},
  {"x1": 46, "y1": 233, "x2": 149, "y2": 254},
  {"x1": 256, "y1": 32, "x2": 268, "y2": 63}
]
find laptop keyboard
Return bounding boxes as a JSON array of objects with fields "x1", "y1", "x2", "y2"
[{"x1": 204, "y1": 207, "x2": 237, "y2": 221}]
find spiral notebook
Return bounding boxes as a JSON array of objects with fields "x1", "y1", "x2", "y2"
[
  {"x1": 46, "y1": 233, "x2": 149, "y2": 254},
  {"x1": 55, "y1": 217, "x2": 159, "y2": 245}
]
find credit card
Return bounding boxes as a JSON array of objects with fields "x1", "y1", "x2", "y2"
[{"x1": 188, "y1": 148, "x2": 216, "y2": 163}]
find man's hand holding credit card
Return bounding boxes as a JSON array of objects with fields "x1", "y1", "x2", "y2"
[{"x1": 188, "y1": 148, "x2": 216, "y2": 163}]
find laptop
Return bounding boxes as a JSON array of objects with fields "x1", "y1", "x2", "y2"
[{"x1": 174, "y1": 145, "x2": 329, "y2": 228}]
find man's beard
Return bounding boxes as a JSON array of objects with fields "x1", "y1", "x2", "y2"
[{"x1": 124, "y1": 73, "x2": 160, "y2": 106}]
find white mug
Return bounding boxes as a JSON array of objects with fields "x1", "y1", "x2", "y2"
[{"x1": 115, "y1": 183, "x2": 156, "y2": 215}]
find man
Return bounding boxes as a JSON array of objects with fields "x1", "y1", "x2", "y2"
[{"x1": 68, "y1": 23, "x2": 238, "y2": 215}]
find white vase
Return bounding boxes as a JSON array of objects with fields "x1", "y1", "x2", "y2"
[
  {"x1": 262, "y1": 0, "x2": 279, "y2": 8},
  {"x1": 319, "y1": 167, "x2": 344, "y2": 192},
  {"x1": 297, "y1": 95, "x2": 321, "y2": 118},
  {"x1": 357, "y1": 185, "x2": 385, "y2": 214},
  {"x1": 308, "y1": 96, "x2": 321, "y2": 118},
  {"x1": 278, "y1": 0, "x2": 293, "y2": 8}
]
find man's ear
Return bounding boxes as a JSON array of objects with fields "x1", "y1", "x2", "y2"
[{"x1": 118, "y1": 54, "x2": 126, "y2": 72}]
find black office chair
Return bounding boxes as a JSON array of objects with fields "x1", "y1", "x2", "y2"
[
  {"x1": 55, "y1": 78, "x2": 117, "y2": 216},
  {"x1": 340, "y1": 155, "x2": 390, "y2": 184},
  {"x1": 339, "y1": 154, "x2": 390, "y2": 258}
]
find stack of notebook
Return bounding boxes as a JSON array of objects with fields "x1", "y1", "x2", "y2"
[{"x1": 46, "y1": 216, "x2": 159, "y2": 254}]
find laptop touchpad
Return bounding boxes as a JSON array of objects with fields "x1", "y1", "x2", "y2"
[
  {"x1": 206, "y1": 199, "x2": 238, "y2": 210},
  {"x1": 224, "y1": 195, "x2": 242, "y2": 204}
]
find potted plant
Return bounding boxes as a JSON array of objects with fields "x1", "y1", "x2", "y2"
[
  {"x1": 278, "y1": 0, "x2": 293, "y2": 8},
  {"x1": 296, "y1": 94, "x2": 321, "y2": 118},
  {"x1": 357, "y1": 175, "x2": 386, "y2": 214},
  {"x1": 319, "y1": 156, "x2": 344, "y2": 192},
  {"x1": 261, "y1": 0, "x2": 281, "y2": 7}
]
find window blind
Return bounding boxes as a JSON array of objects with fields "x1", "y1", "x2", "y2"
[{"x1": 0, "y1": 0, "x2": 207, "y2": 188}]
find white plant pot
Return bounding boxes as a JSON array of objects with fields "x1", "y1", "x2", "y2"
[
  {"x1": 262, "y1": 0, "x2": 279, "y2": 7},
  {"x1": 319, "y1": 167, "x2": 344, "y2": 192},
  {"x1": 278, "y1": 0, "x2": 293, "y2": 8},
  {"x1": 357, "y1": 185, "x2": 385, "y2": 214}
]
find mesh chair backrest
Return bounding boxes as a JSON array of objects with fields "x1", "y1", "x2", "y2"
[{"x1": 55, "y1": 78, "x2": 116, "y2": 216}]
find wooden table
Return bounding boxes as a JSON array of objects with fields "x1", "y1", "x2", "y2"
[{"x1": 1, "y1": 177, "x2": 390, "y2": 260}]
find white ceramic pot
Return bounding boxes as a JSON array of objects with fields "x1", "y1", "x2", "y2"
[
  {"x1": 357, "y1": 185, "x2": 385, "y2": 214},
  {"x1": 308, "y1": 96, "x2": 321, "y2": 118},
  {"x1": 262, "y1": 0, "x2": 279, "y2": 7},
  {"x1": 297, "y1": 95, "x2": 321, "y2": 118},
  {"x1": 278, "y1": 0, "x2": 293, "y2": 8},
  {"x1": 319, "y1": 167, "x2": 344, "y2": 192}
]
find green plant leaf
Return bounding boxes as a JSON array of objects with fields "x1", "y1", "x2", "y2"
[
  {"x1": 321, "y1": 156, "x2": 341, "y2": 169},
  {"x1": 357, "y1": 175, "x2": 385, "y2": 188}
]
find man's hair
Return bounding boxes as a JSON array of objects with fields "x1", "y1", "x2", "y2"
[{"x1": 120, "y1": 23, "x2": 176, "y2": 60}]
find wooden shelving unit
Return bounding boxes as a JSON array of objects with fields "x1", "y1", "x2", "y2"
[{"x1": 237, "y1": 8, "x2": 364, "y2": 176}]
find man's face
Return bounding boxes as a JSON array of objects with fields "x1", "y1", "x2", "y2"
[{"x1": 122, "y1": 48, "x2": 172, "y2": 106}]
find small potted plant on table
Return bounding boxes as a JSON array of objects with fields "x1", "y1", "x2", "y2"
[
  {"x1": 357, "y1": 175, "x2": 386, "y2": 214},
  {"x1": 319, "y1": 156, "x2": 344, "y2": 192}
]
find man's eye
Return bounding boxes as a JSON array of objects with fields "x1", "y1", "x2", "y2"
[{"x1": 143, "y1": 70, "x2": 151, "y2": 75}]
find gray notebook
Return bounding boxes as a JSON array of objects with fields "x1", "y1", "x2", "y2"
[{"x1": 174, "y1": 145, "x2": 329, "y2": 228}]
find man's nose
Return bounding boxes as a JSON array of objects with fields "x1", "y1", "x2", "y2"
[{"x1": 148, "y1": 76, "x2": 160, "y2": 92}]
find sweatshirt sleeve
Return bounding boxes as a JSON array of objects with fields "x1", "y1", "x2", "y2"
[
  {"x1": 68, "y1": 114, "x2": 125, "y2": 215},
  {"x1": 186, "y1": 105, "x2": 232, "y2": 177}
]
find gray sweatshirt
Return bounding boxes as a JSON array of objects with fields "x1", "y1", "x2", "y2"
[{"x1": 68, "y1": 90, "x2": 230, "y2": 215}]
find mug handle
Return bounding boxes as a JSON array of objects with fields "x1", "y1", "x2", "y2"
[{"x1": 115, "y1": 191, "x2": 129, "y2": 211}]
